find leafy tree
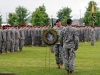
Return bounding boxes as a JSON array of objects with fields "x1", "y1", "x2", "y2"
[
  {"x1": 7, "y1": 13, "x2": 17, "y2": 26},
  {"x1": 31, "y1": 5, "x2": 50, "y2": 26},
  {"x1": 57, "y1": 7, "x2": 72, "y2": 25},
  {"x1": 0, "y1": 15, "x2": 2, "y2": 26},
  {"x1": 15, "y1": 6, "x2": 30, "y2": 25},
  {"x1": 95, "y1": 11, "x2": 100, "y2": 26},
  {"x1": 83, "y1": 1, "x2": 100, "y2": 26}
]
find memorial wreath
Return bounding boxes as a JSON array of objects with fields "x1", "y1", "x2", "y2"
[{"x1": 42, "y1": 28, "x2": 58, "y2": 45}]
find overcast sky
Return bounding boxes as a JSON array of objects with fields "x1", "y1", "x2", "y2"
[{"x1": 0, "y1": 0, "x2": 100, "y2": 22}]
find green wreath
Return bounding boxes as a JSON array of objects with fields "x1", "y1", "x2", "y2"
[{"x1": 42, "y1": 28, "x2": 58, "y2": 45}]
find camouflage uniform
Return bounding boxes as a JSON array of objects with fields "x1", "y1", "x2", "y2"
[
  {"x1": 6, "y1": 29, "x2": 11, "y2": 52},
  {"x1": 41, "y1": 27, "x2": 46, "y2": 46},
  {"x1": 31, "y1": 27, "x2": 35, "y2": 46},
  {"x1": 94, "y1": 27, "x2": 98, "y2": 41},
  {"x1": 0, "y1": 29, "x2": 2, "y2": 53},
  {"x1": 80, "y1": 27, "x2": 85, "y2": 42},
  {"x1": 24, "y1": 27, "x2": 28, "y2": 46},
  {"x1": 28, "y1": 28, "x2": 32, "y2": 45},
  {"x1": 84, "y1": 27, "x2": 89, "y2": 42},
  {"x1": 38, "y1": 28, "x2": 42, "y2": 45},
  {"x1": 19, "y1": 28, "x2": 25, "y2": 51},
  {"x1": 2, "y1": 29, "x2": 7, "y2": 53},
  {"x1": 14, "y1": 29, "x2": 20, "y2": 52},
  {"x1": 90, "y1": 27, "x2": 95, "y2": 45},
  {"x1": 50, "y1": 45, "x2": 54, "y2": 53},
  {"x1": 60, "y1": 26, "x2": 79, "y2": 72},
  {"x1": 10, "y1": 28, "x2": 15, "y2": 52},
  {"x1": 53, "y1": 26, "x2": 64, "y2": 65},
  {"x1": 35, "y1": 27, "x2": 38, "y2": 45}
]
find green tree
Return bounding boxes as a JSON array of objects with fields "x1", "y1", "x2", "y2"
[
  {"x1": 7, "y1": 13, "x2": 17, "y2": 26},
  {"x1": 57, "y1": 7, "x2": 72, "y2": 25},
  {"x1": 83, "y1": 1, "x2": 100, "y2": 26},
  {"x1": 15, "y1": 6, "x2": 30, "y2": 25},
  {"x1": 95, "y1": 11, "x2": 100, "y2": 26},
  {"x1": 31, "y1": 5, "x2": 50, "y2": 26},
  {"x1": 0, "y1": 15, "x2": 2, "y2": 26}
]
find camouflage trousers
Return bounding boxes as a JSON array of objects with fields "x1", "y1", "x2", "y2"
[
  {"x1": 50, "y1": 45, "x2": 54, "y2": 53},
  {"x1": 32, "y1": 37, "x2": 35, "y2": 46},
  {"x1": 14, "y1": 39, "x2": 19, "y2": 51},
  {"x1": 84, "y1": 34, "x2": 89, "y2": 42},
  {"x1": 28, "y1": 37, "x2": 32, "y2": 45},
  {"x1": 19, "y1": 39, "x2": 24, "y2": 50},
  {"x1": 63, "y1": 48, "x2": 75, "y2": 72},
  {"x1": 2, "y1": 41, "x2": 6, "y2": 53},
  {"x1": 10, "y1": 40, "x2": 15, "y2": 52},
  {"x1": 25, "y1": 37, "x2": 28, "y2": 45},
  {"x1": 54, "y1": 44, "x2": 63, "y2": 65},
  {"x1": 6, "y1": 40, "x2": 11, "y2": 52},
  {"x1": 0, "y1": 40, "x2": 2, "y2": 53}
]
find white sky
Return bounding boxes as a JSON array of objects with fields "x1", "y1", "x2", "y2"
[{"x1": 0, "y1": 0, "x2": 100, "y2": 22}]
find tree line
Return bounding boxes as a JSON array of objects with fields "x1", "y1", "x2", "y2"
[{"x1": 0, "y1": 1, "x2": 100, "y2": 26}]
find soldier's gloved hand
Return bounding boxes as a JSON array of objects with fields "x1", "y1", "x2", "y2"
[
  {"x1": 74, "y1": 46, "x2": 78, "y2": 51},
  {"x1": 74, "y1": 48, "x2": 78, "y2": 51}
]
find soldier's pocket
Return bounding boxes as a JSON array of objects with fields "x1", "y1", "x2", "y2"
[
  {"x1": 72, "y1": 50, "x2": 76, "y2": 57},
  {"x1": 70, "y1": 49, "x2": 76, "y2": 58}
]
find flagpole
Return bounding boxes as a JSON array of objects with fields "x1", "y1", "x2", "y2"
[{"x1": 92, "y1": 3, "x2": 95, "y2": 26}]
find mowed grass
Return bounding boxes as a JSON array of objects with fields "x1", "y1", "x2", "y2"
[{"x1": 0, "y1": 42, "x2": 100, "y2": 75}]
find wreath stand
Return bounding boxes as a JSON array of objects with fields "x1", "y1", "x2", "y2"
[{"x1": 42, "y1": 28, "x2": 58, "y2": 73}]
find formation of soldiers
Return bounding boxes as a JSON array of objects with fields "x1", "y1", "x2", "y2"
[
  {"x1": 76, "y1": 25, "x2": 100, "y2": 42},
  {"x1": 0, "y1": 24, "x2": 99, "y2": 54},
  {"x1": 0, "y1": 26, "x2": 25, "y2": 54},
  {"x1": 0, "y1": 25, "x2": 52, "y2": 54}
]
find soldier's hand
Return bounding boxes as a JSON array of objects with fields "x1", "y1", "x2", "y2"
[{"x1": 74, "y1": 48, "x2": 78, "y2": 51}]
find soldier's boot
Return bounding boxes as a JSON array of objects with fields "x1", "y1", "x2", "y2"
[
  {"x1": 69, "y1": 71, "x2": 74, "y2": 74},
  {"x1": 56, "y1": 64, "x2": 60, "y2": 69},
  {"x1": 1, "y1": 52, "x2": 5, "y2": 54},
  {"x1": 14, "y1": 50, "x2": 18, "y2": 52},
  {"x1": 6, "y1": 51, "x2": 10, "y2": 53},
  {"x1": 10, "y1": 50, "x2": 14, "y2": 53},
  {"x1": 19, "y1": 49, "x2": 22, "y2": 51},
  {"x1": 67, "y1": 70, "x2": 69, "y2": 74},
  {"x1": 59, "y1": 64, "x2": 63, "y2": 69}
]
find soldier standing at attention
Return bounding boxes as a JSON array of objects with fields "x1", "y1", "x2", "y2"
[
  {"x1": 27, "y1": 26, "x2": 32, "y2": 46},
  {"x1": 60, "y1": 19, "x2": 79, "y2": 74},
  {"x1": 24, "y1": 26, "x2": 28, "y2": 46},
  {"x1": 2, "y1": 26, "x2": 7, "y2": 54},
  {"x1": 0, "y1": 27, "x2": 3, "y2": 53},
  {"x1": 90, "y1": 26, "x2": 95, "y2": 46},
  {"x1": 14, "y1": 26, "x2": 20, "y2": 52},
  {"x1": 19, "y1": 27, "x2": 25, "y2": 51},
  {"x1": 6, "y1": 26, "x2": 11, "y2": 52},
  {"x1": 10, "y1": 27, "x2": 15, "y2": 52},
  {"x1": 53, "y1": 19, "x2": 64, "y2": 69},
  {"x1": 31, "y1": 26, "x2": 35, "y2": 46}
]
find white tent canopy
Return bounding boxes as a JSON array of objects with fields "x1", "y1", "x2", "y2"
[{"x1": 1, "y1": 23, "x2": 10, "y2": 26}]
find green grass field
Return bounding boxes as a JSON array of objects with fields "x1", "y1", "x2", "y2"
[{"x1": 0, "y1": 42, "x2": 100, "y2": 75}]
